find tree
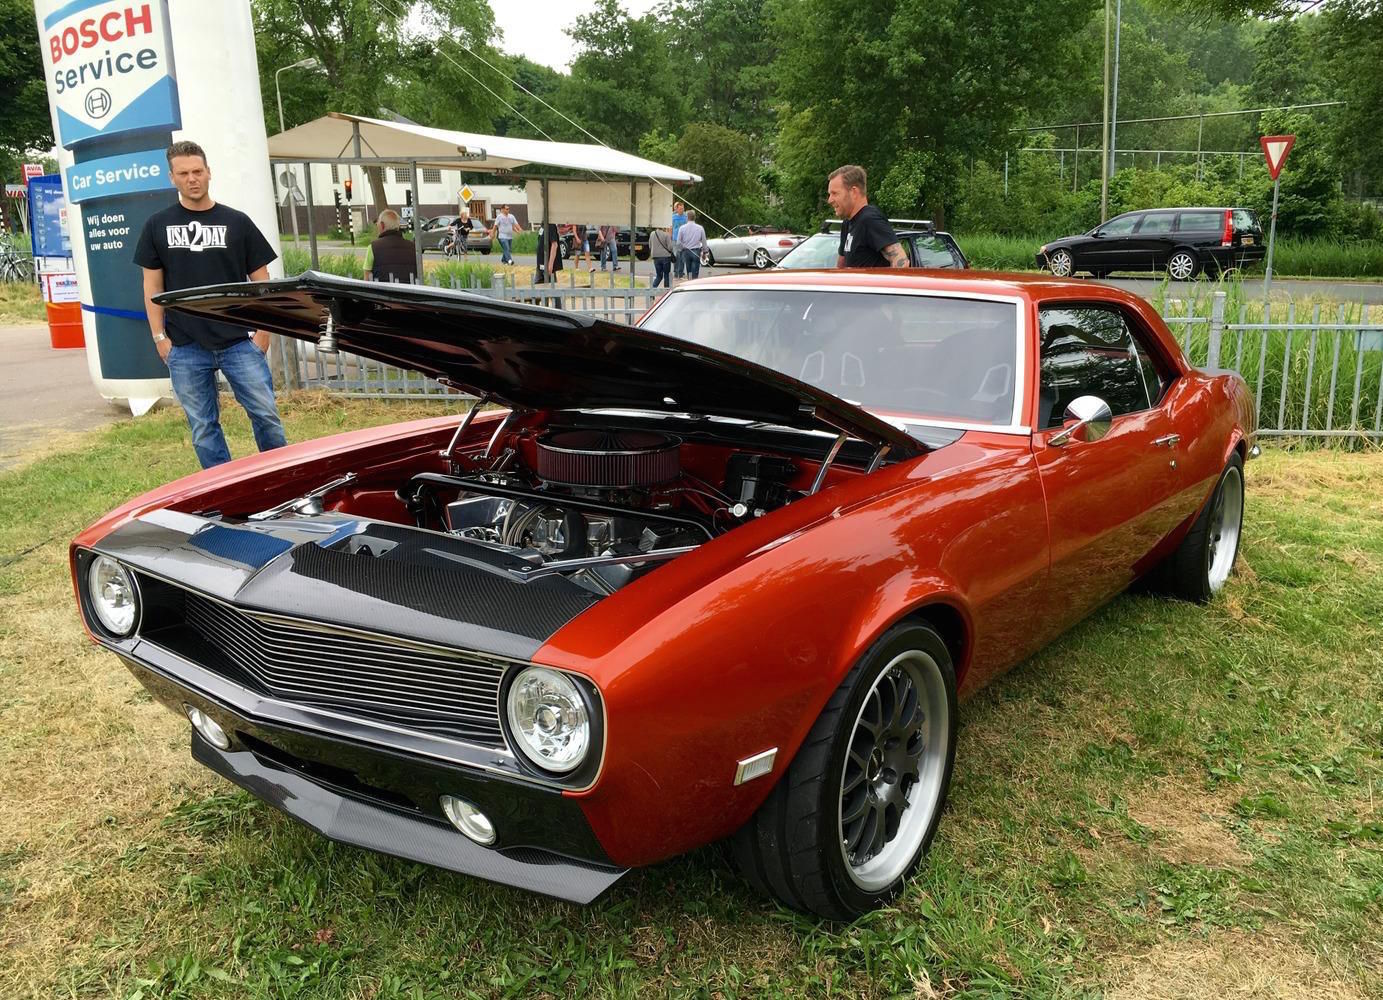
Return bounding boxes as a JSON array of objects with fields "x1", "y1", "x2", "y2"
[
  {"x1": 769, "y1": 0, "x2": 1100, "y2": 227},
  {"x1": 657, "y1": 0, "x2": 777, "y2": 140},
  {"x1": 0, "y1": 0, "x2": 53, "y2": 170},
  {"x1": 1318, "y1": 0, "x2": 1383, "y2": 198},
  {"x1": 564, "y1": 0, "x2": 686, "y2": 152},
  {"x1": 667, "y1": 123, "x2": 763, "y2": 229},
  {"x1": 252, "y1": 0, "x2": 509, "y2": 211}
]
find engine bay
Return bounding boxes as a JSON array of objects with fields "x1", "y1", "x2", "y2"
[{"x1": 398, "y1": 427, "x2": 804, "y2": 596}]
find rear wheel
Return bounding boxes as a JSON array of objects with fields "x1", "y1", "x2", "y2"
[
  {"x1": 731, "y1": 622, "x2": 957, "y2": 920},
  {"x1": 1167, "y1": 248, "x2": 1201, "y2": 280},
  {"x1": 1156, "y1": 453, "x2": 1244, "y2": 602},
  {"x1": 753, "y1": 247, "x2": 772, "y2": 269},
  {"x1": 1047, "y1": 248, "x2": 1074, "y2": 277}
]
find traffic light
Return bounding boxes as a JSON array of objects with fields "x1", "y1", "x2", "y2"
[
  {"x1": 405, "y1": 188, "x2": 413, "y2": 207},
  {"x1": 333, "y1": 190, "x2": 341, "y2": 208},
  {"x1": 343, "y1": 178, "x2": 352, "y2": 202}
]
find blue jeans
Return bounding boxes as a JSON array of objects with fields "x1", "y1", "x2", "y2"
[
  {"x1": 167, "y1": 339, "x2": 287, "y2": 469},
  {"x1": 600, "y1": 241, "x2": 617, "y2": 270},
  {"x1": 673, "y1": 241, "x2": 684, "y2": 277},
  {"x1": 499, "y1": 237, "x2": 513, "y2": 263},
  {"x1": 652, "y1": 257, "x2": 672, "y2": 287},
  {"x1": 679, "y1": 248, "x2": 701, "y2": 280}
]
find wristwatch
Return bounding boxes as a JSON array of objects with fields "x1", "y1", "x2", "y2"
[{"x1": 153, "y1": 332, "x2": 168, "y2": 343}]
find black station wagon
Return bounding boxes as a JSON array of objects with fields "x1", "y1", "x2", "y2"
[{"x1": 1037, "y1": 207, "x2": 1265, "y2": 280}]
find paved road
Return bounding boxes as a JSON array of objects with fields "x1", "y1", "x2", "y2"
[
  {"x1": 0, "y1": 323, "x2": 130, "y2": 472},
  {"x1": 293, "y1": 240, "x2": 1383, "y2": 304}
]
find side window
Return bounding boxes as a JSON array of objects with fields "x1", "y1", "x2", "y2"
[
  {"x1": 1038, "y1": 306, "x2": 1151, "y2": 428},
  {"x1": 913, "y1": 235, "x2": 959, "y2": 268},
  {"x1": 1177, "y1": 211, "x2": 1221, "y2": 232},
  {"x1": 1137, "y1": 214, "x2": 1175, "y2": 234},
  {"x1": 1099, "y1": 215, "x2": 1139, "y2": 237}
]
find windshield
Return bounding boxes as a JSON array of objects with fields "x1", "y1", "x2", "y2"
[
  {"x1": 641, "y1": 289, "x2": 1021, "y2": 426},
  {"x1": 777, "y1": 233, "x2": 839, "y2": 269}
]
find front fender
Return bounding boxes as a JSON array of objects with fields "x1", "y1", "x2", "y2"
[{"x1": 540, "y1": 434, "x2": 1048, "y2": 867}]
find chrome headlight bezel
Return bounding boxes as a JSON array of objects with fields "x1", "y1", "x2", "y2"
[
  {"x1": 85, "y1": 553, "x2": 141, "y2": 638},
  {"x1": 503, "y1": 665, "x2": 597, "y2": 777}
]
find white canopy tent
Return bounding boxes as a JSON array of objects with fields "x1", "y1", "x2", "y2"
[{"x1": 266, "y1": 113, "x2": 700, "y2": 277}]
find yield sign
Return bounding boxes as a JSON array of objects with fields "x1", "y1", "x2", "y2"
[{"x1": 1260, "y1": 134, "x2": 1296, "y2": 180}]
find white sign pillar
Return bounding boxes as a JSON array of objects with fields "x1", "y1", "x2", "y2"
[{"x1": 34, "y1": 1, "x2": 281, "y2": 415}]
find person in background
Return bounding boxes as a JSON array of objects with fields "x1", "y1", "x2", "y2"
[
  {"x1": 671, "y1": 201, "x2": 688, "y2": 278},
  {"x1": 365, "y1": 209, "x2": 416, "y2": 283},
  {"x1": 542, "y1": 220, "x2": 565, "y2": 284},
  {"x1": 135, "y1": 139, "x2": 286, "y2": 469},
  {"x1": 575, "y1": 223, "x2": 596, "y2": 271},
  {"x1": 675, "y1": 209, "x2": 706, "y2": 281},
  {"x1": 493, "y1": 204, "x2": 522, "y2": 265},
  {"x1": 649, "y1": 224, "x2": 675, "y2": 288},
  {"x1": 449, "y1": 211, "x2": 475, "y2": 256},
  {"x1": 826, "y1": 164, "x2": 907, "y2": 268},
  {"x1": 599, "y1": 224, "x2": 620, "y2": 272}
]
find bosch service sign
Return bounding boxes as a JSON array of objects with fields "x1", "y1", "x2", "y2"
[{"x1": 38, "y1": 0, "x2": 180, "y2": 149}]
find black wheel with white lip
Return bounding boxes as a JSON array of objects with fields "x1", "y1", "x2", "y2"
[{"x1": 731, "y1": 622, "x2": 957, "y2": 920}]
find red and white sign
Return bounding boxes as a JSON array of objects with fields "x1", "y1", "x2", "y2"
[
  {"x1": 1260, "y1": 134, "x2": 1296, "y2": 181},
  {"x1": 36, "y1": 1, "x2": 180, "y2": 148},
  {"x1": 22, "y1": 163, "x2": 44, "y2": 181}
]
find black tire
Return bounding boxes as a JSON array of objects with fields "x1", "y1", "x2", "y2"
[
  {"x1": 1167, "y1": 247, "x2": 1201, "y2": 281},
  {"x1": 753, "y1": 247, "x2": 772, "y2": 269},
  {"x1": 1154, "y1": 453, "x2": 1245, "y2": 603},
  {"x1": 731, "y1": 622, "x2": 957, "y2": 920},
  {"x1": 702, "y1": 249, "x2": 714, "y2": 267}
]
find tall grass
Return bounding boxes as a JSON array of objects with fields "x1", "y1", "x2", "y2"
[
  {"x1": 279, "y1": 248, "x2": 498, "y2": 288},
  {"x1": 956, "y1": 232, "x2": 1383, "y2": 279},
  {"x1": 1156, "y1": 279, "x2": 1383, "y2": 438}
]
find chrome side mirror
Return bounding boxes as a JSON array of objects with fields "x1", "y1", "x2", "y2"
[{"x1": 1050, "y1": 395, "x2": 1112, "y2": 446}]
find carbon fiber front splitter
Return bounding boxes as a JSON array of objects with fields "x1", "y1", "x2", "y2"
[{"x1": 191, "y1": 735, "x2": 627, "y2": 905}]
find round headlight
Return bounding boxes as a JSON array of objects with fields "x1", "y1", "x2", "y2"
[
  {"x1": 87, "y1": 555, "x2": 139, "y2": 636},
  {"x1": 505, "y1": 667, "x2": 590, "y2": 774}
]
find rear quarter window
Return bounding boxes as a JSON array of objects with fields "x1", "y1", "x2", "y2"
[
  {"x1": 1177, "y1": 212, "x2": 1222, "y2": 232},
  {"x1": 1232, "y1": 209, "x2": 1258, "y2": 231}
]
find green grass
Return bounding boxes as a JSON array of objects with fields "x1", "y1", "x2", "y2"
[
  {"x1": 1, "y1": 400, "x2": 1381, "y2": 998},
  {"x1": 0, "y1": 282, "x2": 45, "y2": 324},
  {"x1": 956, "y1": 232, "x2": 1383, "y2": 279}
]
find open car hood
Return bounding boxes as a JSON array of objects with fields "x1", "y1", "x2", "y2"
[{"x1": 155, "y1": 273, "x2": 922, "y2": 457}]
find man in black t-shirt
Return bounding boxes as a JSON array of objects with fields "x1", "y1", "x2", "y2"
[
  {"x1": 826, "y1": 164, "x2": 908, "y2": 269},
  {"x1": 135, "y1": 140, "x2": 286, "y2": 469}
]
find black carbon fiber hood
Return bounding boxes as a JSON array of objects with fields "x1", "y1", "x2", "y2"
[
  {"x1": 153, "y1": 272, "x2": 922, "y2": 457},
  {"x1": 91, "y1": 510, "x2": 598, "y2": 660}
]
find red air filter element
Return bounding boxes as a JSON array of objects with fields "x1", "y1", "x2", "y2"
[{"x1": 536, "y1": 430, "x2": 681, "y2": 487}]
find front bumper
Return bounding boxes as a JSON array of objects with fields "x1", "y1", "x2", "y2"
[{"x1": 119, "y1": 646, "x2": 627, "y2": 904}]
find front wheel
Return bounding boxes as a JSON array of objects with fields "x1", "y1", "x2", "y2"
[
  {"x1": 701, "y1": 248, "x2": 714, "y2": 267},
  {"x1": 731, "y1": 622, "x2": 957, "y2": 920},
  {"x1": 1047, "y1": 248, "x2": 1074, "y2": 277}
]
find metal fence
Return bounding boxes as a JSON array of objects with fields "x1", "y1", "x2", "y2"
[
  {"x1": 1162, "y1": 290, "x2": 1383, "y2": 440},
  {"x1": 279, "y1": 273, "x2": 660, "y2": 400},
  {"x1": 279, "y1": 278, "x2": 1383, "y2": 441}
]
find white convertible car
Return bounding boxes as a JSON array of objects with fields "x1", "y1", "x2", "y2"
[{"x1": 701, "y1": 226, "x2": 805, "y2": 269}]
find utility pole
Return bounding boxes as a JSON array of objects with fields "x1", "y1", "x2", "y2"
[
  {"x1": 1099, "y1": 0, "x2": 1112, "y2": 222},
  {"x1": 1108, "y1": 0, "x2": 1122, "y2": 180}
]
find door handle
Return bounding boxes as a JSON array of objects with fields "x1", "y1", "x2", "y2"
[{"x1": 1153, "y1": 434, "x2": 1181, "y2": 448}]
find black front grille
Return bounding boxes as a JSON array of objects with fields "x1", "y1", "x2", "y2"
[{"x1": 175, "y1": 590, "x2": 509, "y2": 747}]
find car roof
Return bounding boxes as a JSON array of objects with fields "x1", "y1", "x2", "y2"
[{"x1": 682, "y1": 268, "x2": 1147, "y2": 304}]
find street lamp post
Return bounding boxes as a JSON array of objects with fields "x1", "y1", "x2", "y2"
[{"x1": 274, "y1": 57, "x2": 319, "y2": 246}]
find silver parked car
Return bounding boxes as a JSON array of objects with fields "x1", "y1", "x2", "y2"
[{"x1": 701, "y1": 226, "x2": 804, "y2": 269}]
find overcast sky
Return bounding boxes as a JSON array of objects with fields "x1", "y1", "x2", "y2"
[{"x1": 490, "y1": 0, "x2": 662, "y2": 72}]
